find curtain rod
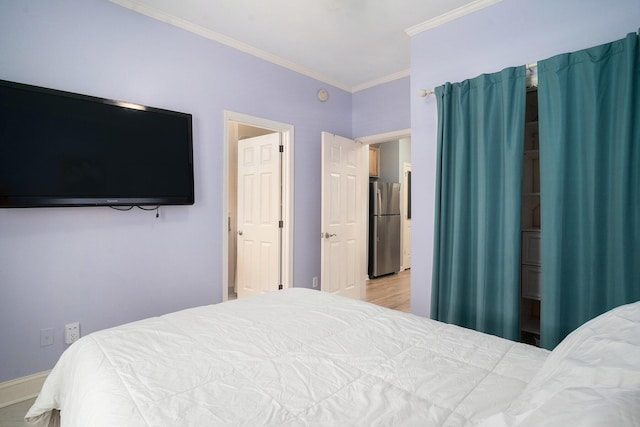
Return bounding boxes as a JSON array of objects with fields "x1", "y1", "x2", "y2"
[{"x1": 419, "y1": 62, "x2": 538, "y2": 97}]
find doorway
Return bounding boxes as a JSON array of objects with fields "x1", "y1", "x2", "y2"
[
  {"x1": 222, "y1": 111, "x2": 294, "y2": 302},
  {"x1": 319, "y1": 130, "x2": 412, "y2": 302},
  {"x1": 357, "y1": 130, "x2": 412, "y2": 306}
]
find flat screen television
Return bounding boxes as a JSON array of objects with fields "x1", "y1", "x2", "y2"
[{"x1": 0, "y1": 79, "x2": 194, "y2": 208}]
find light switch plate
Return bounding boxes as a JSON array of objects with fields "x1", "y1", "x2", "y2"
[{"x1": 40, "y1": 328, "x2": 54, "y2": 347}]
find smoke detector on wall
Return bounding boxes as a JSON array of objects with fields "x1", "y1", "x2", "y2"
[{"x1": 317, "y1": 89, "x2": 329, "y2": 102}]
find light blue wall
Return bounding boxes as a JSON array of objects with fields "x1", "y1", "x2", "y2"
[
  {"x1": 378, "y1": 141, "x2": 400, "y2": 183},
  {"x1": 352, "y1": 76, "x2": 410, "y2": 139},
  {"x1": 377, "y1": 139, "x2": 411, "y2": 184},
  {"x1": 0, "y1": 0, "x2": 352, "y2": 382},
  {"x1": 4, "y1": 0, "x2": 637, "y2": 385},
  {"x1": 399, "y1": 138, "x2": 411, "y2": 173},
  {"x1": 410, "y1": 0, "x2": 640, "y2": 318}
]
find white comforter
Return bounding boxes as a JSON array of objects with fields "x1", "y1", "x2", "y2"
[{"x1": 26, "y1": 289, "x2": 550, "y2": 426}]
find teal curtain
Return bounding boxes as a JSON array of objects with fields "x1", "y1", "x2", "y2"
[
  {"x1": 432, "y1": 67, "x2": 526, "y2": 341},
  {"x1": 538, "y1": 32, "x2": 640, "y2": 349}
]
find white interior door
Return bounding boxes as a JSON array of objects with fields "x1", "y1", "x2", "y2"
[
  {"x1": 320, "y1": 132, "x2": 367, "y2": 300},
  {"x1": 237, "y1": 133, "x2": 281, "y2": 298}
]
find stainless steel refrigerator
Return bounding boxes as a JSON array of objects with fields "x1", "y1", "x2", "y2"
[{"x1": 368, "y1": 182, "x2": 401, "y2": 279}]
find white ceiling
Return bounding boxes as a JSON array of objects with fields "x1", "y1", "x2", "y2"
[{"x1": 109, "y1": 0, "x2": 501, "y2": 92}]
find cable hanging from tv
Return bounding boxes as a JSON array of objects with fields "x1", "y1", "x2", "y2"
[
  {"x1": 109, "y1": 205, "x2": 160, "y2": 218},
  {"x1": 138, "y1": 205, "x2": 160, "y2": 218}
]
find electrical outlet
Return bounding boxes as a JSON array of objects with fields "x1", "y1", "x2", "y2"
[
  {"x1": 40, "y1": 328, "x2": 54, "y2": 347},
  {"x1": 312, "y1": 276, "x2": 318, "y2": 288},
  {"x1": 64, "y1": 322, "x2": 80, "y2": 344}
]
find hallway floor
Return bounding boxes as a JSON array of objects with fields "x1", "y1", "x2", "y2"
[{"x1": 365, "y1": 268, "x2": 411, "y2": 313}]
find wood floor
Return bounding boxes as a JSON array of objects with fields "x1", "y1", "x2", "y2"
[
  {"x1": 0, "y1": 270, "x2": 410, "y2": 425},
  {"x1": 365, "y1": 268, "x2": 411, "y2": 313}
]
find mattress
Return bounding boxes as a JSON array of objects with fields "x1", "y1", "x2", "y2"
[{"x1": 26, "y1": 288, "x2": 553, "y2": 426}]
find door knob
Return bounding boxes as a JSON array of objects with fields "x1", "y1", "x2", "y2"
[
  {"x1": 323, "y1": 232, "x2": 336, "y2": 239},
  {"x1": 238, "y1": 230, "x2": 243, "y2": 236}
]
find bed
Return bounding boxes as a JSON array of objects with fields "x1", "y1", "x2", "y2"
[{"x1": 25, "y1": 288, "x2": 640, "y2": 426}]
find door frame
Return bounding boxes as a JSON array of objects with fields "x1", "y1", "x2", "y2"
[
  {"x1": 401, "y1": 162, "x2": 412, "y2": 270},
  {"x1": 356, "y1": 128, "x2": 411, "y2": 146},
  {"x1": 356, "y1": 128, "x2": 411, "y2": 279},
  {"x1": 222, "y1": 110, "x2": 294, "y2": 301}
]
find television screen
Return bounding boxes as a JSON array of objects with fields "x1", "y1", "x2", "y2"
[{"x1": 0, "y1": 79, "x2": 194, "y2": 208}]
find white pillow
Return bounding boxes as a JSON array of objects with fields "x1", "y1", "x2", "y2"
[{"x1": 478, "y1": 301, "x2": 640, "y2": 426}]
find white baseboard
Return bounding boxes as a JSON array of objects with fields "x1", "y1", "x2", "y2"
[{"x1": 0, "y1": 371, "x2": 50, "y2": 408}]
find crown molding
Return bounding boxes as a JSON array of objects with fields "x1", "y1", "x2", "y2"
[
  {"x1": 109, "y1": 0, "x2": 352, "y2": 92},
  {"x1": 110, "y1": 0, "x2": 500, "y2": 94},
  {"x1": 352, "y1": 69, "x2": 410, "y2": 93},
  {"x1": 404, "y1": 0, "x2": 503, "y2": 36}
]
